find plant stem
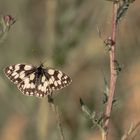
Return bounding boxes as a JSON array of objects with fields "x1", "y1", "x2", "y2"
[
  {"x1": 121, "y1": 121, "x2": 140, "y2": 140},
  {"x1": 48, "y1": 96, "x2": 65, "y2": 140},
  {"x1": 103, "y1": 2, "x2": 118, "y2": 140}
]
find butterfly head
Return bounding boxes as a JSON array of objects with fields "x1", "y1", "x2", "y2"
[{"x1": 36, "y1": 64, "x2": 44, "y2": 78}]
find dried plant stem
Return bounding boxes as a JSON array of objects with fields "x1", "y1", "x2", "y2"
[
  {"x1": 102, "y1": 2, "x2": 118, "y2": 140},
  {"x1": 48, "y1": 96, "x2": 65, "y2": 140},
  {"x1": 121, "y1": 121, "x2": 140, "y2": 140}
]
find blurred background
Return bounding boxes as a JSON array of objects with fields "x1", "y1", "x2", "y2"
[{"x1": 0, "y1": 0, "x2": 140, "y2": 140}]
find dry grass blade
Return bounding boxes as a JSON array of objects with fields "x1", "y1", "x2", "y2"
[{"x1": 121, "y1": 121, "x2": 140, "y2": 140}]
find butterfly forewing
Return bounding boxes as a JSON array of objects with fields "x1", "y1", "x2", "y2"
[
  {"x1": 4, "y1": 64, "x2": 72, "y2": 98},
  {"x1": 4, "y1": 64, "x2": 36, "y2": 84}
]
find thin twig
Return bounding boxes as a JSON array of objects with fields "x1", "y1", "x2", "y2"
[
  {"x1": 48, "y1": 95, "x2": 65, "y2": 140},
  {"x1": 103, "y1": 2, "x2": 118, "y2": 140},
  {"x1": 121, "y1": 121, "x2": 140, "y2": 140}
]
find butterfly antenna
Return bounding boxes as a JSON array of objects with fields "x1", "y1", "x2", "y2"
[
  {"x1": 32, "y1": 48, "x2": 53, "y2": 67},
  {"x1": 32, "y1": 48, "x2": 43, "y2": 65},
  {"x1": 41, "y1": 58, "x2": 49, "y2": 66}
]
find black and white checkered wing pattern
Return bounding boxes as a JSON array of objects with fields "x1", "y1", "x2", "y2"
[
  {"x1": 17, "y1": 70, "x2": 52, "y2": 97},
  {"x1": 43, "y1": 68, "x2": 72, "y2": 91},
  {"x1": 4, "y1": 64, "x2": 36, "y2": 85},
  {"x1": 17, "y1": 73, "x2": 39, "y2": 97},
  {"x1": 4, "y1": 64, "x2": 37, "y2": 96},
  {"x1": 4, "y1": 64, "x2": 72, "y2": 98},
  {"x1": 29, "y1": 68, "x2": 72, "y2": 97}
]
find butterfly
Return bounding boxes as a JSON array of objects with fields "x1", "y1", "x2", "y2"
[{"x1": 4, "y1": 64, "x2": 72, "y2": 98}]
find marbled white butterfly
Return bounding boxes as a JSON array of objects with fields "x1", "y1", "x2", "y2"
[{"x1": 4, "y1": 64, "x2": 72, "y2": 98}]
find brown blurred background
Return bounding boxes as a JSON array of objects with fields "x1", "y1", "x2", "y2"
[{"x1": 0, "y1": 0, "x2": 140, "y2": 140}]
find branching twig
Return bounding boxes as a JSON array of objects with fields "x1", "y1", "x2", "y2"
[
  {"x1": 48, "y1": 95, "x2": 65, "y2": 140},
  {"x1": 102, "y1": 0, "x2": 136, "y2": 139},
  {"x1": 102, "y1": 2, "x2": 118, "y2": 140}
]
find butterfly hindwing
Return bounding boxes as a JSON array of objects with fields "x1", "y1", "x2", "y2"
[
  {"x1": 17, "y1": 73, "x2": 37, "y2": 97},
  {"x1": 44, "y1": 68, "x2": 72, "y2": 91},
  {"x1": 35, "y1": 75, "x2": 52, "y2": 97}
]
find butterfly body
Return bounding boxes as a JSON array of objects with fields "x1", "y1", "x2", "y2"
[
  {"x1": 35, "y1": 65, "x2": 45, "y2": 85},
  {"x1": 4, "y1": 64, "x2": 72, "y2": 98}
]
